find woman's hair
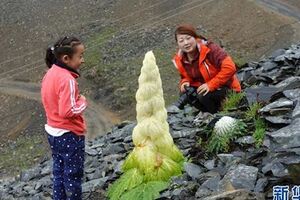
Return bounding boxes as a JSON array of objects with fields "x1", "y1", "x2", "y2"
[
  {"x1": 45, "y1": 36, "x2": 82, "y2": 68},
  {"x1": 175, "y1": 24, "x2": 207, "y2": 41}
]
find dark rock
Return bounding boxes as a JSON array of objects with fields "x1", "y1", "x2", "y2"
[
  {"x1": 195, "y1": 187, "x2": 212, "y2": 199},
  {"x1": 237, "y1": 67, "x2": 255, "y2": 83},
  {"x1": 235, "y1": 136, "x2": 255, "y2": 145},
  {"x1": 176, "y1": 138, "x2": 195, "y2": 149},
  {"x1": 123, "y1": 135, "x2": 132, "y2": 143},
  {"x1": 264, "y1": 115, "x2": 292, "y2": 124},
  {"x1": 159, "y1": 190, "x2": 171, "y2": 198},
  {"x1": 275, "y1": 76, "x2": 300, "y2": 91},
  {"x1": 264, "y1": 118, "x2": 300, "y2": 152},
  {"x1": 261, "y1": 61, "x2": 278, "y2": 72},
  {"x1": 34, "y1": 181, "x2": 43, "y2": 191},
  {"x1": 41, "y1": 164, "x2": 51, "y2": 176},
  {"x1": 85, "y1": 147, "x2": 98, "y2": 156},
  {"x1": 170, "y1": 174, "x2": 189, "y2": 187},
  {"x1": 102, "y1": 143, "x2": 126, "y2": 156},
  {"x1": 217, "y1": 154, "x2": 241, "y2": 166},
  {"x1": 262, "y1": 161, "x2": 288, "y2": 177},
  {"x1": 118, "y1": 123, "x2": 135, "y2": 136},
  {"x1": 245, "y1": 86, "x2": 279, "y2": 105},
  {"x1": 245, "y1": 148, "x2": 267, "y2": 166},
  {"x1": 184, "y1": 162, "x2": 203, "y2": 180},
  {"x1": 259, "y1": 98, "x2": 294, "y2": 113},
  {"x1": 167, "y1": 105, "x2": 181, "y2": 114},
  {"x1": 270, "y1": 49, "x2": 286, "y2": 58},
  {"x1": 82, "y1": 177, "x2": 108, "y2": 193},
  {"x1": 202, "y1": 189, "x2": 264, "y2": 200},
  {"x1": 274, "y1": 54, "x2": 286, "y2": 62},
  {"x1": 254, "y1": 178, "x2": 268, "y2": 193},
  {"x1": 193, "y1": 111, "x2": 214, "y2": 127},
  {"x1": 90, "y1": 142, "x2": 105, "y2": 149},
  {"x1": 204, "y1": 160, "x2": 216, "y2": 170},
  {"x1": 292, "y1": 98, "x2": 300, "y2": 119},
  {"x1": 218, "y1": 164, "x2": 258, "y2": 191},
  {"x1": 86, "y1": 168, "x2": 103, "y2": 181},
  {"x1": 20, "y1": 167, "x2": 41, "y2": 182},
  {"x1": 171, "y1": 128, "x2": 201, "y2": 139},
  {"x1": 283, "y1": 89, "x2": 300, "y2": 100},
  {"x1": 201, "y1": 175, "x2": 221, "y2": 191}
]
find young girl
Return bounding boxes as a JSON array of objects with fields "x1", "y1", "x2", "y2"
[
  {"x1": 173, "y1": 24, "x2": 241, "y2": 113},
  {"x1": 41, "y1": 36, "x2": 87, "y2": 200}
]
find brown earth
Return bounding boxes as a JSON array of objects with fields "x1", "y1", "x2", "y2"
[{"x1": 0, "y1": 0, "x2": 300, "y2": 177}]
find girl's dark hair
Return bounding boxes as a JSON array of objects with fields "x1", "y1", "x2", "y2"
[
  {"x1": 175, "y1": 24, "x2": 207, "y2": 41},
  {"x1": 45, "y1": 36, "x2": 82, "y2": 68}
]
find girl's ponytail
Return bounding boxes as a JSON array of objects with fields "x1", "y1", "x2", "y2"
[{"x1": 45, "y1": 46, "x2": 56, "y2": 68}]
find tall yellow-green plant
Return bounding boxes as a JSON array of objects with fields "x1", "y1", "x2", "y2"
[{"x1": 107, "y1": 51, "x2": 184, "y2": 200}]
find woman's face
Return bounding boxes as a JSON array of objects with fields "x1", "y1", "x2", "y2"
[{"x1": 176, "y1": 34, "x2": 197, "y2": 53}]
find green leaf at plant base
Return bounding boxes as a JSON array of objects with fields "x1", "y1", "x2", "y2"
[
  {"x1": 120, "y1": 181, "x2": 168, "y2": 200},
  {"x1": 107, "y1": 168, "x2": 143, "y2": 200},
  {"x1": 143, "y1": 154, "x2": 182, "y2": 182}
]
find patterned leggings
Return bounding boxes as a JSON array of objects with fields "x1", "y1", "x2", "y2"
[{"x1": 48, "y1": 132, "x2": 85, "y2": 200}]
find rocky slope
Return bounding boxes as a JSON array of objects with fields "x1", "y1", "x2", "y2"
[{"x1": 1, "y1": 43, "x2": 299, "y2": 200}]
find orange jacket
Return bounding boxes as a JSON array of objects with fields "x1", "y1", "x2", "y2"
[{"x1": 172, "y1": 40, "x2": 241, "y2": 92}]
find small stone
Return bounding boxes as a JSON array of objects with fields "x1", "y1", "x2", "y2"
[
  {"x1": 254, "y1": 178, "x2": 268, "y2": 192},
  {"x1": 85, "y1": 148, "x2": 98, "y2": 156},
  {"x1": 236, "y1": 136, "x2": 255, "y2": 145},
  {"x1": 82, "y1": 177, "x2": 109, "y2": 193},
  {"x1": 184, "y1": 162, "x2": 203, "y2": 180},
  {"x1": 204, "y1": 160, "x2": 215, "y2": 170}
]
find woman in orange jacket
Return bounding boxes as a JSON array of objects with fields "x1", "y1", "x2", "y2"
[{"x1": 173, "y1": 24, "x2": 241, "y2": 113}]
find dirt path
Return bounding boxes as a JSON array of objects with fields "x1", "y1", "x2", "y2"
[
  {"x1": 256, "y1": 0, "x2": 300, "y2": 20},
  {"x1": 0, "y1": 80, "x2": 117, "y2": 139}
]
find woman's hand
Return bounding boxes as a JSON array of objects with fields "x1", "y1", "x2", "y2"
[
  {"x1": 197, "y1": 83, "x2": 210, "y2": 96},
  {"x1": 180, "y1": 82, "x2": 190, "y2": 93}
]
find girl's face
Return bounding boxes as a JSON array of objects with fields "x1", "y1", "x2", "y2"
[
  {"x1": 176, "y1": 34, "x2": 197, "y2": 53},
  {"x1": 62, "y1": 44, "x2": 85, "y2": 70}
]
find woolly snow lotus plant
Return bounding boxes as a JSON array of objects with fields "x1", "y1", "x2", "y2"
[
  {"x1": 208, "y1": 116, "x2": 246, "y2": 153},
  {"x1": 214, "y1": 116, "x2": 237, "y2": 136},
  {"x1": 107, "y1": 51, "x2": 184, "y2": 200}
]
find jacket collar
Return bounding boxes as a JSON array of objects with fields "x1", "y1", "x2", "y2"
[{"x1": 55, "y1": 60, "x2": 80, "y2": 78}]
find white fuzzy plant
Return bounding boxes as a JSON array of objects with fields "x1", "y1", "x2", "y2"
[
  {"x1": 208, "y1": 116, "x2": 246, "y2": 153},
  {"x1": 107, "y1": 51, "x2": 184, "y2": 200}
]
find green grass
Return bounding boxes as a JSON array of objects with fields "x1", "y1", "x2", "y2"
[
  {"x1": 232, "y1": 54, "x2": 247, "y2": 68},
  {"x1": 0, "y1": 134, "x2": 48, "y2": 177},
  {"x1": 244, "y1": 102, "x2": 266, "y2": 147},
  {"x1": 245, "y1": 102, "x2": 262, "y2": 121},
  {"x1": 222, "y1": 91, "x2": 245, "y2": 112},
  {"x1": 253, "y1": 118, "x2": 266, "y2": 147},
  {"x1": 84, "y1": 27, "x2": 117, "y2": 68}
]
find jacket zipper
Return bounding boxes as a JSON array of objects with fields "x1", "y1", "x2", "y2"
[{"x1": 203, "y1": 61, "x2": 211, "y2": 78}]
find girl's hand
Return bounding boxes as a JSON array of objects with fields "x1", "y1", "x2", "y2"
[
  {"x1": 79, "y1": 94, "x2": 86, "y2": 101},
  {"x1": 197, "y1": 84, "x2": 210, "y2": 96},
  {"x1": 180, "y1": 82, "x2": 190, "y2": 93}
]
